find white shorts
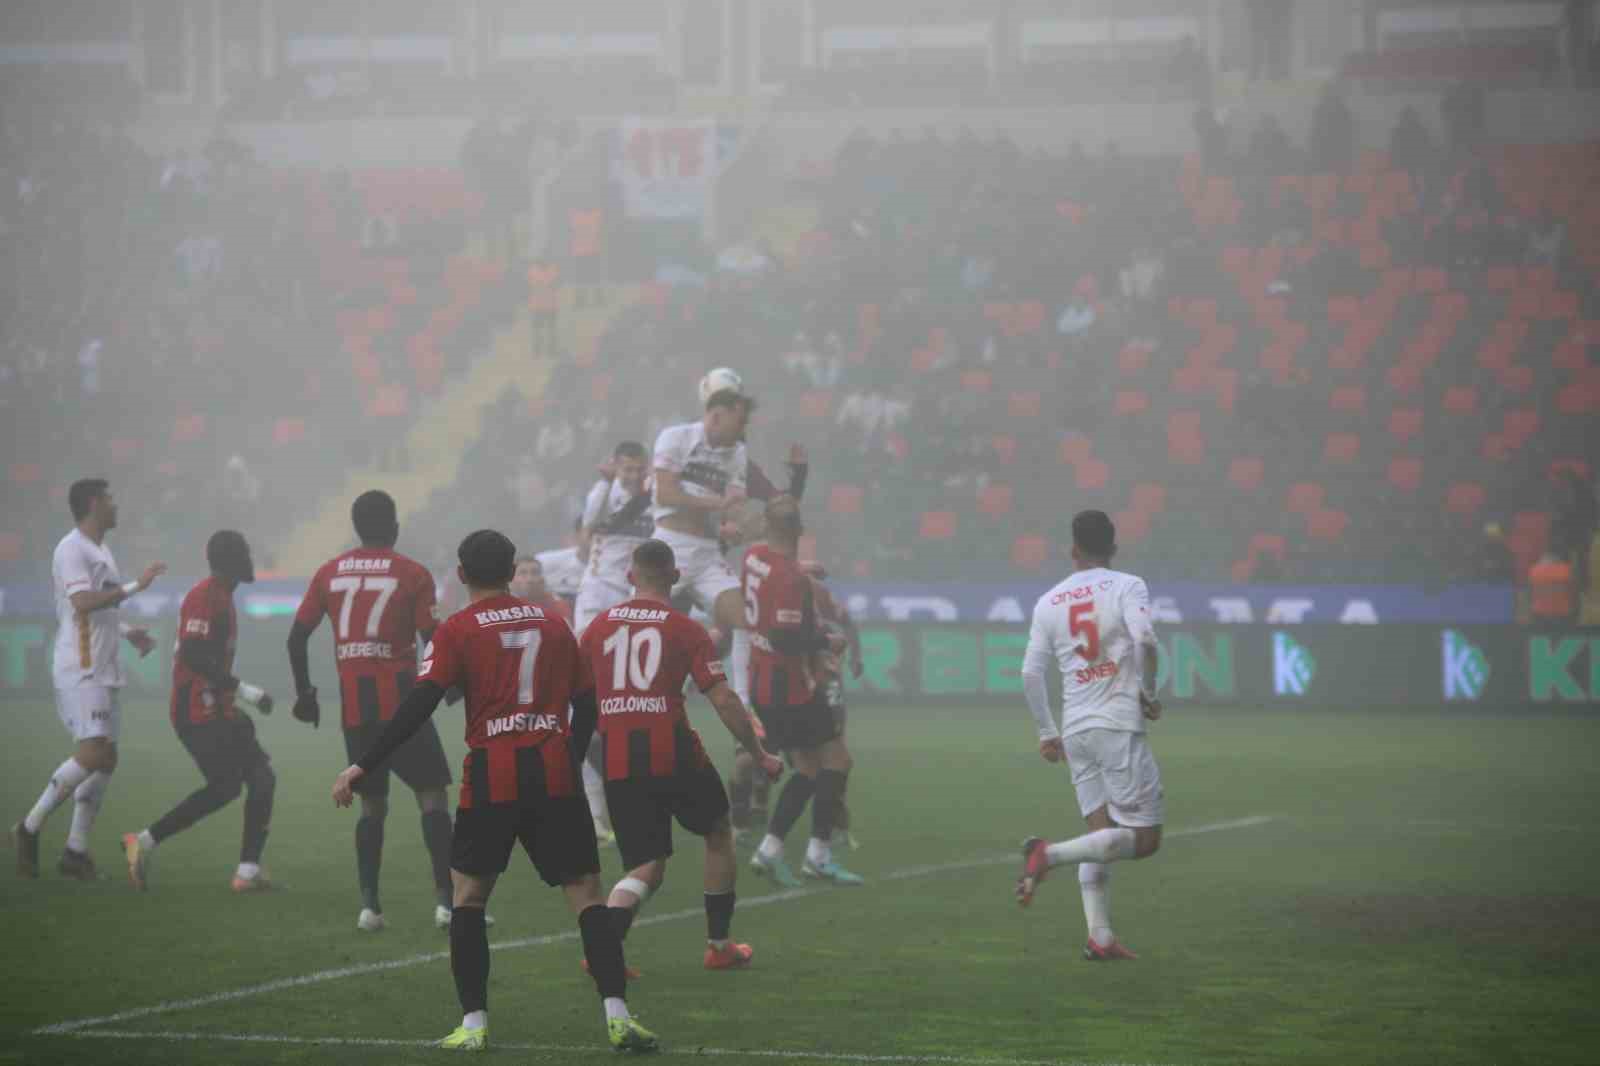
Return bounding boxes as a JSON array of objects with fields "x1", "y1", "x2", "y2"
[
  {"x1": 54, "y1": 684, "x2": 122, "y2": 742},
  {"x1": 1063, "y1": 729, "x2": 1164, "y2": 828},
  {"x1": 574, "y1": 576, "x2": 633, "y2": 634},
  {"x1": 655, "y1": 529, "x2": 739, "y2": 613}
]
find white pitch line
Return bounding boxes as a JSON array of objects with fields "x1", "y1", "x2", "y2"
[
  {"x1": 60, "y1": 1028, "x2": 1173, "y2": 1066},
  {"x1": 34, "y1": 815, "x2": 1277, "y2": 1037}
]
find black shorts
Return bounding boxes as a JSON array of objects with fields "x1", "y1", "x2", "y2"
[
  {"x1": 754, "y1": 690, "x2": 842, "y2": 755},
  {"x1": 344, "y1": 718, "x2": 452, "y2": 799},
  {"x1": 177, "y1": 716, "x2": 270, "y2": 786},
  {"x1": 605, "y1": 759, "x2": 730, "y2": 871},
  {"x1": 451, "y1": 795, "x2": 601, "y2": 885}
]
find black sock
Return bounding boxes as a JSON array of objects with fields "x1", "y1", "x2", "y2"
[
  {"x1": 420, "y1": 809, "x2": 453, "y2": 907},
  {"x1": 578, "y1": 904, "x2": 628, "y2": 1000},
  {"x1": 356, "y1": 815, "x2": 385, "y2": 912},
  {"x1": 449, "y1": 906, "x2": 489, "y2": 1015},
  {"x1": 812, "y1": 768, "x2": 848, "y2": 844},
  {"x1": 239, "y1": 764, "x2": 275, "y2": 864},
  {"x1": 610, "y1": 904, "x2": 636, "y2": 942},
  {"x1": 705, "y1": 891, "x2": 735, "y2": 942},
  {"x1": 768, "y1": 772, "x2": 816, "y2": 841}
]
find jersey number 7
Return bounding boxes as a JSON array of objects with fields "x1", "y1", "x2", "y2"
[{"x1": 1069, "y1": 602, "x2": 1100, "y2": 662}]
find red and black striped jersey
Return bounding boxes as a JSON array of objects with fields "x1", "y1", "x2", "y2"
[
  {"x1": 419, "y1": 594, "x2": 589, "y2": 808},
  {"x1": 579, "y1": 598, "x2": 725, "y2": 781},
  {"x1": 743, "y1": 544, "x2": 824, "y2": 708},
  {"x1": 171, "y1": 577, "x2": 239, "y2": 726},
  {"x1": 294, "y1": 547, "x2": 438, "y2": 731}
]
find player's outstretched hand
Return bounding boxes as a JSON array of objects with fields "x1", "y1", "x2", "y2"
[
  {"x1": 1039, "y1": 737, "x2": 1065, "y2": 763},
  {"x1": 758, "y1": 752, "x2": 784, "y2": 782},
  {"x1": 292, "y1": 688, "x2": 321, "y2": 728},
  {"x1": 137, "y1": 562, "x2": 167, "y2": 592},
  {"x1": 1140, "y1": 692, "x2": 1163, "y2": 721},
  {"x1": 332, "y1": 765, "x2": 364, "y2": 808},
  {"x1": 125, "y1": 627, "x2": 157, "y2": 658},
  {"x1": 597, "y1": 457, "x2": 617, "y2": 480}
]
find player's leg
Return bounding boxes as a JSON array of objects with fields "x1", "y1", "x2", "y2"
[
  {"x1": 59, "y1": 689, "x2": 121, "y2": 878},
  {"x1": 673, "y1": 761, "x2": 751, "y2": 967},
  {"x1": 233, "y1": 728, "x2": 276, "y2": 891},
  {"x1": 710, "y1": 586, "x2": 754, "y2": 709},
  {"x1": 125, "y1": 723, "x2": 245, "y2": 890},
  {"x1": 752, "y1": 738, "x2": 815, "y2": 889},
  {"x1": 828, "y1": 696, "x2": 857, "y2": 850},
  {"x1": 437, "y1": 803, "x2": 509, "y2": 1049},
  {"x1": 17, "y1": 688, "x2": 115, "y2": 878},
  {"x1": 802, "y1": 733, "x2": 863, "y2": 884},
  {"x1": 602, "y1": 777, "x2": 668, "y2": 942},
  {"x1": 582, "y1": 740, "x2": 613, "y2": 843},
  {"x1": 346, "y1": 723, "x2": 390, "y2": 927},
  {"x1": 391, "y1": 717, "x2": 457, "y2": 920}
]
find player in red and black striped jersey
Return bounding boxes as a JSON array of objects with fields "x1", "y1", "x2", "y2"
[
  {"x1": 122, "y1": 531, "x2": 276, "y2": 893},
  {"x1": 331, "y1": 529, "x2": 657, "y2": 1053},
  {"x1": 803, "y1": 560, "x2": 863, "y2": 851},
  {"x1": 579, "y1": 539, "x2": 782, "y2": 971},
  {"x1": 743, "y1": 496, "x2": 864, "y2": 888},
  {"x1": 286, "y1": 490, "x2": 455, "y2": 932}
]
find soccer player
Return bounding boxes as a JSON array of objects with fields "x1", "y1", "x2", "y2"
[
  {"x1": 511, "y1": 554, "x2": 574, "y2": 626},
  {"x1": 13, "y1": 479, "x2": 164, "y2": 880},
  {"x1": 744, "y1": 497, "x2": 863, "y2": 887},
  {"x1": 574, "y1": 441, "x2": 654, "y2": 633},
  {"x1": 803, "y1": 560, "x2": 863, "y2": 850},
  {"x1": 123, "y1": 531, "x2": 277, "y2": 892},
  {"x1": 1015, "y1": 510, "x2": 1164, "y2": 962},
  {"x1": 287, "y1": 490, "x2": 456, "y2": 932},
  {"x1": 330, "y1": 529, "x2": 656, "y2": 1053},
  {"x1": 580, "y1": 539, "x2": 784, "y2": 971}
]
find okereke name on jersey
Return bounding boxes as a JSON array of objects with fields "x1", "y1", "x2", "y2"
[{"x1": 337, "y1": 641, "x2": 395, "y2": 660}]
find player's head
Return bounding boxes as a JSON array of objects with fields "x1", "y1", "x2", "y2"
[
  {"x1": 703, "y1": 387, "x2": 750, "y2": 446},
  {"x1": 765, "y1": 494, "x2": 803, "y2": 548},
  {"x1": 351, "y1": 490, "x2": 399, "y2": 547},
  {"x1": 510, "y1": 554, "x2": 546, "y2": 600},
  {"x1": 457, "y1": 529, "x2": 517, "y2": 592},
  {"x1": 69, "y1": 478, "x2": 114, "y2": 530},
  {"x1": 613, "y1": 440, "x2": 649, "y2": 494},
  {"x1": 206, "y1": 529, "x2": 256, "y2": 586},
  {"x1": 627, "y1": 538, "x2": 679, "y2": 598},
  {"x1": 1071, "y1": 509, "x2": 1117, "y2": 567}
]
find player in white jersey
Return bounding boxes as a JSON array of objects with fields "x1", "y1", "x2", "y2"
[
  {"x1": 575, "y1": 441, "x2": 654, "y2": 633},
  {"x1": 13, "y1": 479, "x2": 165, "y2": 880},
  {"x1": 1015, "y1": 510, "x2": 1163, "y2": 962}
]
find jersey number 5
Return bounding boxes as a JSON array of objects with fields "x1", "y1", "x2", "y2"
[
  {"x1": 743, "y1": 573, "x2": 763, "y2": 627},
  {"x1": 1069, "y1": 602, "x2": 1100, "y2": 662},
  {"x1": 328, "y1": 576, "x2": 398, "y2": 640}
]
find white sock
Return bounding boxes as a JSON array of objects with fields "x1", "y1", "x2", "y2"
[
  {"x1": 137, "y1": 828, "x2": 157, "y2": 851},
  {"x1": 1079, "y1": 863, "x2": 1114, "y2": 947},
  {"x1": 758, "y1": 833, "x2": 784, "y2": 860},
  {"x1": 730, "y1": 628, "x2": 752, "y2": 706},
  {"x1": 603, "y1": 997, "x2": 630, "y2": 1022},
  {"x1": 462, "y1": 1010, "x2": 487, "y2": 1030},
  {"x1": 805, "y1": 837, "x2": 831, "y2": 867},
  {"x1": 66, "y1": 770, "x2": 110, "y2": 854},
  {"x1": 236, "y1": 862, "x2": 261, "y2": 881},
  {"x1": 24, "y1": 757, "x2": 91, "y2": 833},
  {"x1": 581, "y1": 759, "x2": 609, "y2": 829},
  {"x1": 1046, "y1": 827, "x2": 1136, "y2": 867}
]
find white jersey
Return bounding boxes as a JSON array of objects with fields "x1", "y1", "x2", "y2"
[
  {"x1": 52, "y1": 528, "x2": 125, "y2": 689},
  {"x1": 650, "y1": 420, "x2": 747, "y2": 536},
  {"x1": 581, "y1": 478, "x2": 655, "y2": 587},
  {"x1": 535, "y1": 547, "x2": 584, "y2": 599},
  {"x1": 1022, "y1": 567, "x2": 1155, "y2": 738}
]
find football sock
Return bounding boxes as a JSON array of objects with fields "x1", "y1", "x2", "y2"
[
  {"x1": 705, "y1": 889, "x2": 735, "y2": 944},
  {"x1": 462, "y1": 1010, "x2": 487, "y2": 1031},
  {"x1": 610, "y1": 905, "x2": 636, "y2": 941},
  {"x1": 811, "y1": 768, "x2": 847, "y2": 844},
  {"x1": 768, "y1": 773, "x2": 816, "y2": 843},
  {"x1": 805, "y1": 837, "x2": 832, "y2": 868},
  {"x1": 356, "y1": 815, "x2": 385, "y2": 913},
  {"x1": 578, "y1": 904, "x2": 628, "y2": 1000},
  {"x1": 420, "y1": 809, "x2": 453, "y2": 907},
  {"x1": 603, "y1": 997, "x2": 630, "y2": 1022},
  {"x1": 24, "y1": 757, "x2": 90, "y2": 833},
  {"x1": 581, "y1": 759, "x2": 609, "y2": 831},
  {"x1": 136, "y1": 828, "x2": 157, "y2": 851},
  {"x1": 449, "y1": 906, "x2": 489, "y2": 1015},
  {"x1": 1079, "y1": 864, "x2": 1114, "y2": 946},
  {"x1": 1047, "y1": 827, "x2": 1136, "y2": 867},
  {"x1": 240, "y1": 763, "x2": 275, "y2": 864},
  {"x1": 66, "y1": 771, "x2": 110, "y2": 854},
  {"x1": 730, "y1": 629, "x2": 753, "y2": 706},
  {"x1": 236, "y1": 861, "x2": 261, "y2": 881},
  {"x1": 757, "y1": 833, "x2": 784, "y2": 860}
]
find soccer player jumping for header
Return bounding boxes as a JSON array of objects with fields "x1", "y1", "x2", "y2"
[{"x1": 1016, "y1": 510, "x2": 1165, "y2": 962}]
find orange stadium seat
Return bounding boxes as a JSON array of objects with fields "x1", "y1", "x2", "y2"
[
  {"x1": 1308, "y1": 509, "x2": 1350, "y2": 541},
  {"x1": 1249, "y1": 533, "x2": 1288, "y2": 562},
  {"x1": 1287, "y1": 482, "x2": 1326, "y2": 515},
  {"x1": 1075, "y1": 458, "x2": 1109, "y2": 490},
  {"x1": 1131, "y1": 483, "x2": 1167, "y2": 514},
  {"x1": 919, "y1": 511, "x2": 957, "y2": 541},
  {"x1": 9, "y1": 462, "x2": 42, "y2": 486},
  {"x1": 1387, "y1": 457, "x2": 1423, "y2": 492},
  {"x1": 1228, "y1": 457, "x2": 1265, "y2": 492},
  {"x1": 1443, "y1": 386, "x2": 1478, "y2": 415},
  {"x1": 1329, "y1": 386, "x2": 1367, "y2": 415},
  {"x1": 1323, "y1": 432, "x2": 1361, "y2": 463},
  {"x1": 1059, "y1": 433, "x2": 1092, "y2": 465},
  {"x1": 1446, "y1": 482, "x2": 1486, "y2": 515},
  {"x1": 827, "y1": 484, "x2": 864, "y2": 516},
  {"x1": 1500, "y1": 365, "x2": 1534, "y2": 393},
  {"x1": 978, "y1": 484, "x2": 1015, "y2": 517},
  {"x1": 1114, "y1": 390, "x2": 1149, "y2": 415},
  {"x1": 1011, "y1": 535, "x2": 1049, "y2": 570},
  {"x1": 1388, "y1": 408, "x2": 1422, "y2": 443}
]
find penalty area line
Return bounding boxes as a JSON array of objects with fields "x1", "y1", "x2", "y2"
[
  {"x1": 33, "y1": 814, "x2": 1277, "y2": 1037},
  {"x1": 58, "y1": 1028, "x2": 1175, "y2": 1066}
]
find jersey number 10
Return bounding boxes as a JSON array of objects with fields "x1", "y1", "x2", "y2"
[{"x1": 602, "y1": 625, "x2": 663, "y2": 691}]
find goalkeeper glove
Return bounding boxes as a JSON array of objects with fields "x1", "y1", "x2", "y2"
[{"x1": 292, "y1": 687, "x2": 321, "y2": 728}]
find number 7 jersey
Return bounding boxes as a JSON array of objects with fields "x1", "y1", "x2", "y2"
[
  {"x1": 1023, "y1": 567, "x2": 1156, "y2": 737},
  {"x1": 293, "y1": 547, "x2": 440, "y2": 730}
]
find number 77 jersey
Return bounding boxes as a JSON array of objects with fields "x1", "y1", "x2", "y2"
[
  {"x1": 1024, "y1": 566, "x2": 1156, "y2": 737},
  {"x1": 294, "y1": 547, "x2": 440, "y2": 731}
]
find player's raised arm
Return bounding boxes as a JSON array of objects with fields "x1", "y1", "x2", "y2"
[{"x1": 67, "y1": 555, "x2": 165, "y2": 614}]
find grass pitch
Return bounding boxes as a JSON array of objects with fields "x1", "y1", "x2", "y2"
[{"x1": 1, "y1": 696, "x2": 1596, "y2": 1065}]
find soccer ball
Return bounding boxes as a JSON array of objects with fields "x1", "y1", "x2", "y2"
[{"x1": 698, "y1": 367, "x2": 744, "y2": 406}]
